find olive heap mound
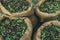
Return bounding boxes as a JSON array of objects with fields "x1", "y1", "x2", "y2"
[
  {"x1": 41, "y1": 25, "x2": 60, "y2": 40},
  {"x1": 39, "y1": 0, "x2": 60, "y2": 13},
  {"x1": 0, "y1": 18, "x2": 27, "y2": 40},
  {"x1": 2, "y1": 0, "x2": 30, "y2": 13}
]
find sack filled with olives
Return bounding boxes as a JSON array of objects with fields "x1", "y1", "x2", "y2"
[
  {"x1": 0, "y1": 15, "x2": 33, "y2": 40},
  {"x1": 33, "y1": 20, "x2": 60, "y2": 40},
  {"x1": 36, "y1": 0, "x2": 60, "y2": 22},
  {"x1": 0, "y1": 0, "x2": 33, "y2": 16}
]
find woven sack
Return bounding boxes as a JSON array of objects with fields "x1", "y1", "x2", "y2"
[
  {"x1": 0, "y1": 15, "x2": 33, "y2": 40},
  {"x1": 33, "y1": 20, "x2": 60, "y2": 40}
]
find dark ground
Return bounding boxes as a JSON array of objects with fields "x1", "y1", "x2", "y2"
[{"x1": 31, "y1": 12, "x2": 44, "y2": 40}]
